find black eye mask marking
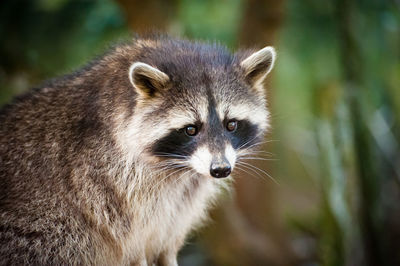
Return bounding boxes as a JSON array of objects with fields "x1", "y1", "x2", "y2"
[
  {"x1": 151, "y1": 122, "x2": 202, "y2": 158},
  {"x1": 226, "y1": 119, "x2": 260, "y2": 150},
  {"x1": 152, "y1": 118, "x2": 260, "y2": 159},
  {"x1": 152, "y1": 129, "x2": 197, "y2": 158}
]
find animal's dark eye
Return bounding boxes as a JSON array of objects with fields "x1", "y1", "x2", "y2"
[
  {"x1": 185, "y1": 125, "x2": 198, "y2": 136},
  {"x1": 226, "y1": 120, "x2": 238, "y2": 132}
]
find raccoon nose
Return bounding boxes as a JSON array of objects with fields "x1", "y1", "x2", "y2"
[{"x1": 210, "y1": 161, "x2": 231, "y2": 178}]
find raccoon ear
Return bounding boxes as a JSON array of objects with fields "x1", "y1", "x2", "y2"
[
  {"x1": 129, "y1": 62, "x2": 170, "y2": 98},
  {"x1": 240, "y1": 46, "x2": 276, "y2": 86}
]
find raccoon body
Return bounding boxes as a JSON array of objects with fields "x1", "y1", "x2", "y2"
[{"x1": 0, "y1": 36, "x2": 276, "y2": 265}]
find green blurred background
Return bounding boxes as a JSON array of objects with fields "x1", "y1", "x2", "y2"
[{"x1": 1, "y1": 0, "x2": 399, "y2": 265}]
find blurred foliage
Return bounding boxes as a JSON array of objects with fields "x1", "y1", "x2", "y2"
[
  {"x1": 0, "y1": 0, "x2": 399, "y2": 265},
  {"x1": 274, "y1": 0, "x2": 400, "y2": 265},
  {"x1": 177, "y1": 0, "x2": 242, "y2": 47},
  {"x1": 0, "y1": 0, "x2": 129, "y2": 105}
]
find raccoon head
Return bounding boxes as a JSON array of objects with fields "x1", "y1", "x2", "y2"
[{"x1": 123, "y1": 41, "x2": 275, "y2": 179}]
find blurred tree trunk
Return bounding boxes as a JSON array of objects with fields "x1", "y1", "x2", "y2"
[
  {"x1": 238, "y1": 0, "x2": 283, "y2": 46},
  {"x1": 204, "y1": 1, "x2": 299, "y2": 265},
  {"x1": 237, "y1": 0, "x2": 297, "y2": 264},
  {"x1": 115, "y1": 0, "x2": 177, "y2": 33}
]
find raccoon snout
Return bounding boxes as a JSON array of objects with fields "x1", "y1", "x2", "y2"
[{"x1": 210, "y1": 159, "x2": 231, "y2": 178}]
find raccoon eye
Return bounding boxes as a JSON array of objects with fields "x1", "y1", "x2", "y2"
[
  {"x1": 226, "y1": 120, "x2": 238, "y2": 132},
  {"x1": 185, "y1": 125, "x2": 198, "y2": 136}
]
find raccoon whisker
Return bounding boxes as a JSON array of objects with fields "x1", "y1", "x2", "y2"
[
  {"x1": 153, "y1": 153, "x2": 189, "y2": 159},
  {"x1": 164, "y1": 161, "x2": 190, "y2": 174},
  {"x1": 172, "y1": 168, "x2": 197, "y2": 188},
  {"x1": 152, "y1": 165, "x2": 184, "y2": 175},
  {"x1": 236, "y1": 136, "x2": 263, "y2": 150},
  {"x1": 238, "y1": 156, "x2": 278, "y2": 161},
  {"x1": 149, "y1": 167, "x2": 188, "y2": 195},
  {"x1": 153, "y1": 163, "x2": 188, "y2": 176},
  {"x1": 172, "y1": 170, "x2": 189, "y2": 187},
  {"x1": 237, "y1": 153, "x2": 275, "y2": 161},
  {"x1": 238, "y1": 139, "x2": 275, "y2": 151},
  {"x1": 148, "y1": 162, "x2": 187, "y2": 171},
  {"x1": 146, "y1": 164, "x2": 179, "y2": 173},
  {"x1": 235, "y1": 163, "x2": 269, "y2": 182},
  {"x1": 241, "y1": 139, "x2": 280, "y2": 150},
  {"x1": 235, "y1": 165, "x2": 277, "y2": 187},
  {"x1": 154, "y1": 155, "x2": 188, "y2": 161},
  {"x1": 235, "y1": 161, "x2": 279, "y2": 185},
  {"x1": 148, "y1": 160, "x2": 186, "y2": 170},
  {"x1": 149, "y1": 156, "x2": 190, "y2": 170},
  {"x1": 258, "y1": 139, "x2": 280, "y2": 144},
  {"x1": 264, "y1": 139, "x2": 280, "y2": 143},
  {"x1": 253, "y1": 151, "x2": 275, "y2": 156},
  {"x1": 239, "y1": 136, "x2": 279, "y2": 149},
  {"x1": 152, "y1": 160, "x2": 184, "y2": 167},
  {"x1": 239, "y1": 149, "x2": 275, "y2": 155},
  {"x1": 145, "y1": 161, "x2": 186, "y2": 179},
  {"x1": 237, "y1": 150, "x2": 275, "y2": 158},
  {"x1": 234, "y1": 165, "x2": 266, "y2": 182}
]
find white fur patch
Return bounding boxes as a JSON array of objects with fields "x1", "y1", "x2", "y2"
[
  {"x1": 167, "y1": 106, "x2": 206, "y2": 130},
  {"x1": 218, "y1": 103, "x2": 269, "y2": 132},
  {"x1": 225, "y1": 144, "x2": 237, "y2": 169},
  {"x1": 160, "y1": 95, "x2": 209, "y2": 130},
  {"x1": 189, "y1": 146, "x2": 212, "y2": 176}
]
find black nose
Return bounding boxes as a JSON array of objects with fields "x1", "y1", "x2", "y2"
[{"x1": 210, "y1": 162, "x2": 231, "y2": 178}]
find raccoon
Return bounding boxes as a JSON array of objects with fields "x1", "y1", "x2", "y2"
[{"x1": 0, "y1": 36, "x2": 276, "y2": 265}]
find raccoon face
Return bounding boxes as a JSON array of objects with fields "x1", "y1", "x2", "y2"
[{"x1": 126, "y1": 44, "x2": 276, "y2": 179}]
